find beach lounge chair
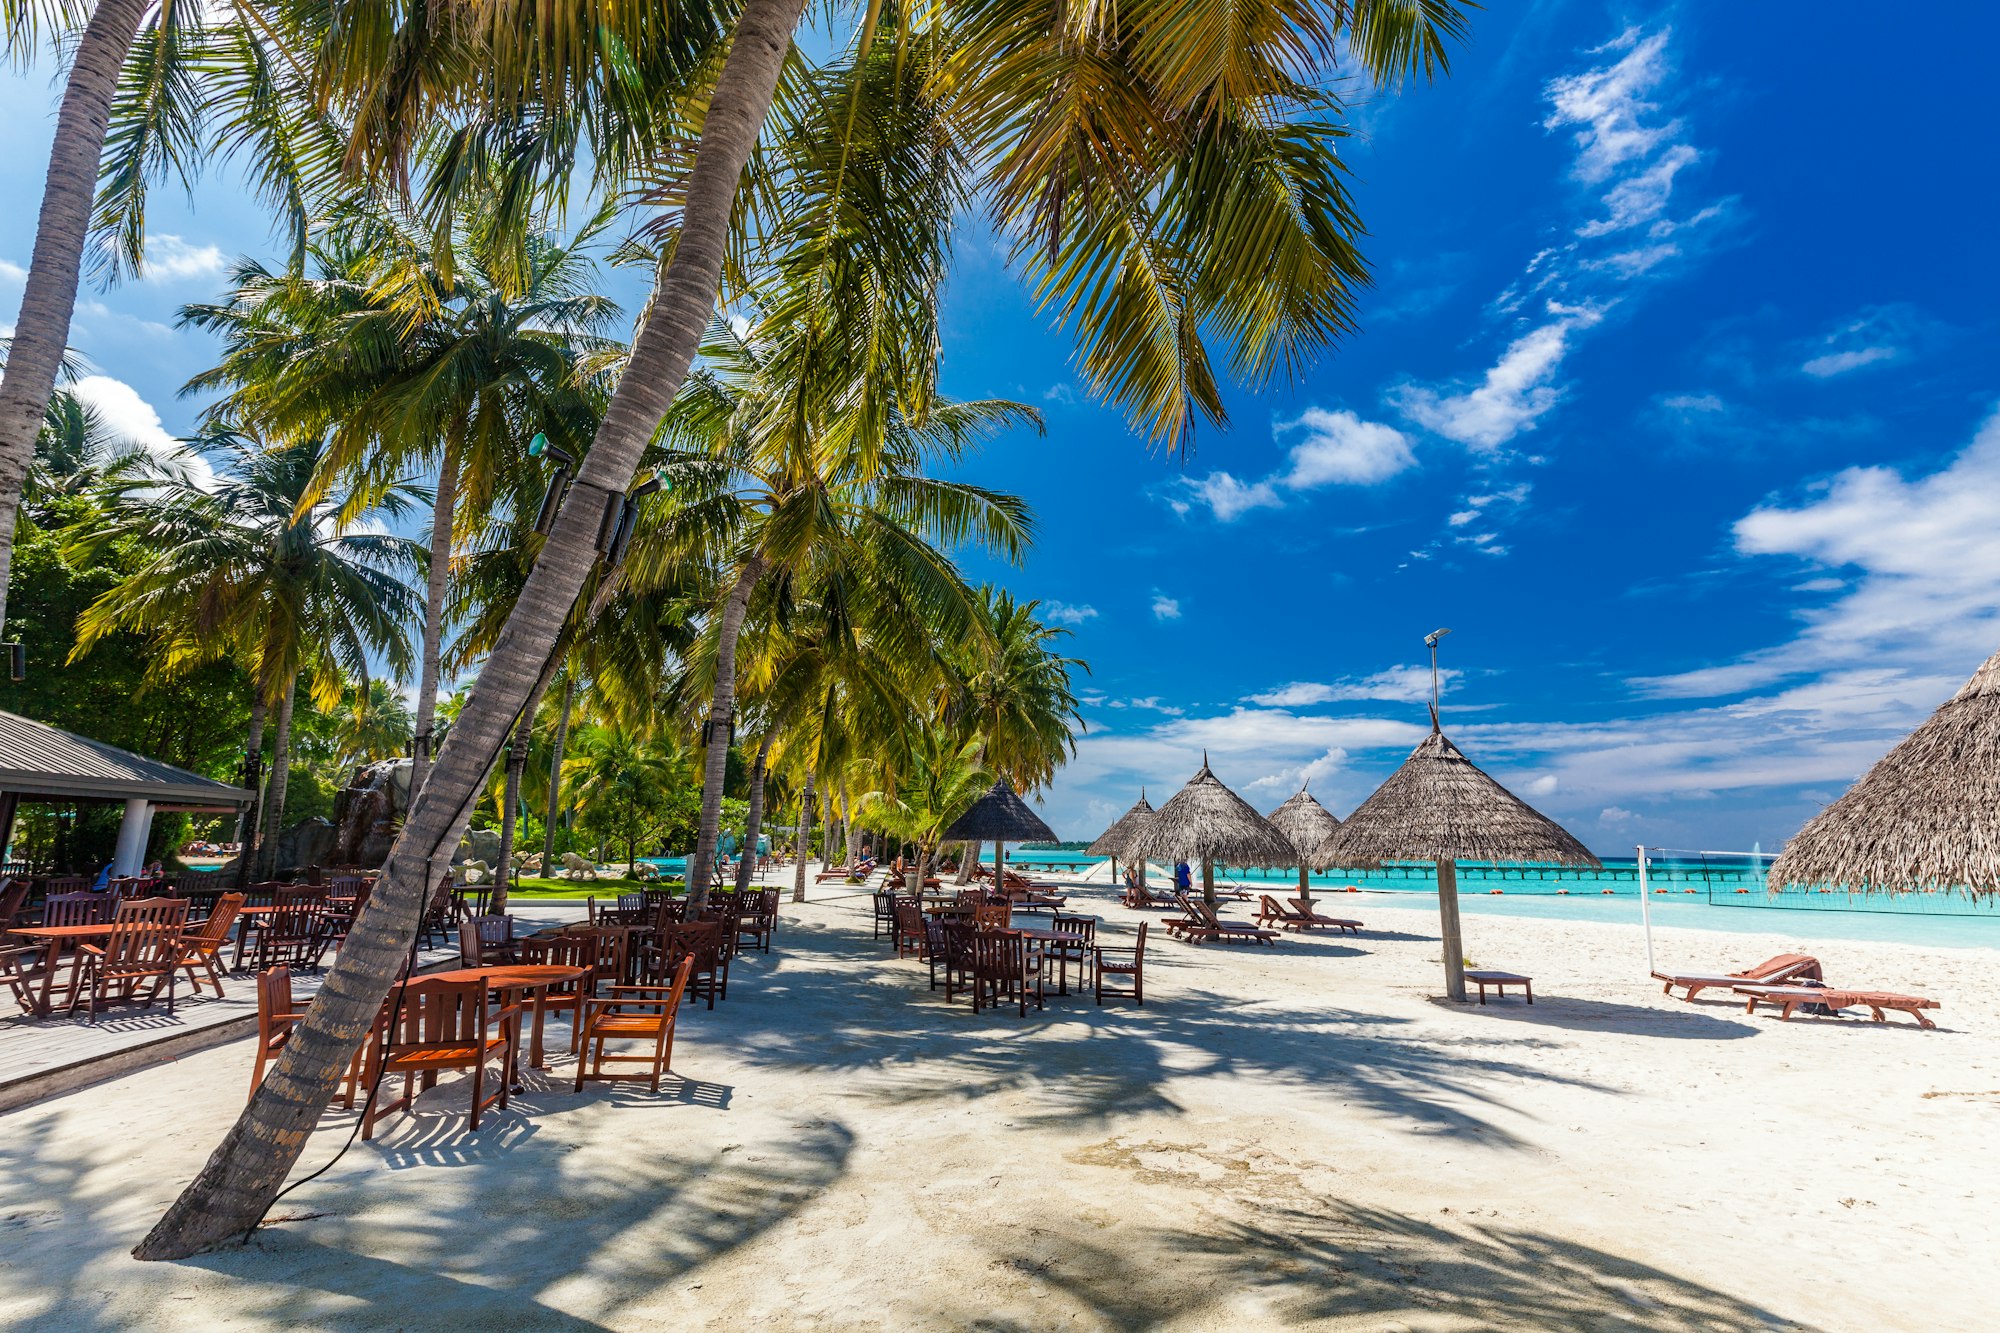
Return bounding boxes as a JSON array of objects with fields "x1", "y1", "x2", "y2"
[
  {"x1": 1258, "y1": 895, "x2": 1313, "y2": 930},
  {"x1": 1123, "y1": 879, "x2": 1173, "y2": 910},
  {"x1": 1652, "y1": 953, "x2": 1821, "y2": 1003},
  {"x1": 1735, "y1": 984, "x2": 1940, "y2": 1029},
  {"x1": 1287, "y1": 898, "x2": 1364, "y2": 934},
  {"x1": 1176, "y1": 894, "x2": 1279, "y2": 946}
]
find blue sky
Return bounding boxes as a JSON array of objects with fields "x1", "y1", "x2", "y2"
[{"x1": 6, "y1": 4, "x2": 1999, "y2": 853}]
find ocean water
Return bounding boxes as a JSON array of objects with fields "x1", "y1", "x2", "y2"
[{"x1": 991, "y1": 850, "x2": 2000, "y2": 951}]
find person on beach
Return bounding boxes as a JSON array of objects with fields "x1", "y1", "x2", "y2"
[{"x1": 1174, "y1": 861, "x2": 1192, "y2": 895}]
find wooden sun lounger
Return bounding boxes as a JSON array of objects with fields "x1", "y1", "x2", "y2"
[
  {"x1": 816, "y1": 862, "x2": 877, "y2": 883},
  {"x1": 1282, "y1": 896, "x2": 1364, "y2": 935},
  {"x1": 1652, "y1": 952, "x2": 1820, "y2": 1003},
  {"x1": 1174, "y1": 893, "x2": 1278, "y2": 946},
  {"x1": 1734, "y1": 985, "x2": 1940, "y2": 1029}
]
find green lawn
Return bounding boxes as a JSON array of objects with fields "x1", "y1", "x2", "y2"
[{"x1": 501, "y1": 875, "x2": 686, "y2": 900}]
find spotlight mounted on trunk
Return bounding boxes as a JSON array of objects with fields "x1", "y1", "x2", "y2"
[
  {"x1": 599, "y1": 471, "x2": 671, "y2": 570},
  {"x1": 529, "y1": 432, "x2": 578, "y2": 535}
]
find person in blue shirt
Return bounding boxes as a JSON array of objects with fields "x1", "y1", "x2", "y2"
[{"x1": 1174, "y1": 861, "x2": 1192, "y2": 895}]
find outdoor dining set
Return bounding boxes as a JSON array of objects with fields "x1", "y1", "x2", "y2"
[{"x1": 876, "y1": 886, "x2": 1147, "y2": 1013}]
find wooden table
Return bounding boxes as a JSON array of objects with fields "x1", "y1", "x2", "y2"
[
  {"x1": 1463, "y1": 969, "x2": 1533, "y2": 1005},
  {"x1": 7, "y1": 924, "x2": 115, "y2": 1016},
  {"x1": 422, "y1": 963, "x2": 588, "y2": 1080}
]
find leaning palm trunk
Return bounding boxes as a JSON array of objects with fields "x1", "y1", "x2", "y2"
[
  {"x1": 954, "y1": 839, "x2": 980, "y2": 884},
  {"x1": 257, "y1": 680, "x2": 298, "y2": 879},
  {"x1": 0, "y1": 0, "x2": 150, "y2": 642},
  {"x1": 735, "y1": 728, "x2": 779, "y2": 892},
  {"x1": 134, "y1": 0, "x2": 809, "y2": 1259},
  {"x1": 790, "y1": 774, "x2": 814, "y2": 904},
  {"x1": 686, "y1": 556, "x2": 766, "y2": 911},
  {"x1": 541, "y1": 676, "x2": 575, "y2": 866}
]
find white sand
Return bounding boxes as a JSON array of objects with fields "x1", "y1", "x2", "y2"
[{"x1": 0, "y1": 873, "x2": 1993, "y2": 1331}]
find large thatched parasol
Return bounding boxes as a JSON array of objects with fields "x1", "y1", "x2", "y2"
[
  {"x1": 1267, "y1": 787, "x2": 1345, "y2": 908},
  {"x1": 1333, "y1": 632, "x2": 1599, "y2": 1001},
  {"x1": 1087, "y1": 790, "x2": 1157, "y2": 888},
  {"x1": 943, "y1": 776, "x2": 1057, "y2": 890},
  {"x1": 1770, "y1": 644, "x2": 2000, "y2": 897},
  {"x1": 1125, "y1": 756, "x2": 1296, "y2": 905}
]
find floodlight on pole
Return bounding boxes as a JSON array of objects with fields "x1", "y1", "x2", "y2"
[{"x1": 529, "y1": 431, "x2": 579, "y2": 535}]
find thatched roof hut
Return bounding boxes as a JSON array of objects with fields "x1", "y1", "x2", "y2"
[
  {"x1": 1769, "y1": 645, "x2": 2000, "y2": 896},
  {"x1": 1125, "y1": 759, "x2": 1297, "y2": 868},
  {"x1": 942, "y1": 776, "x2": 1056, "y2": 845},
  {"x1": 1331, "y1": 729, "x2": 1599, "y2": 868},
  {"x1": 1087, "y1": 792, "x2": 1155, "y2": 858},
  {"x1": 1267, "y1": 788, "x2": 1344, "y2": 870}
]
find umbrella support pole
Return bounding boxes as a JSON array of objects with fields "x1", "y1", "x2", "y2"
[
  {"x1": 1298, "y1": 866, "x2": 1312, "y2": 911},
  {"x1": 1636, "y1": 844, "x2": 1654, "y2": 974},
  {"x1": 1202, "y1": 858, "x2": 1216, "y2": 908},
  {"x1": 1437, "y1": 858, "x2": 1467, "y2": 1002}
]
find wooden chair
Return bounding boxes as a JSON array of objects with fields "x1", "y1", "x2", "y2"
[
  {"x1": 255, "y1": 886, "x2": 330, "y2": 970},
  {"x1": 517, "y1": 934, "x2": 597, "y2": 1063},
  {"x1": 644, "y1": 920, "x2": 724, "y2": 1009},
  {"x1": 176, "y1": 892, "x2": 245, "y2": 997},
  {"x1": 70, "y1": 902, "x2": 187, "y2": 1021},
  {"x1": 230, "y1": 883, "x2": 284, "y2": 969},
  {"x1": 0, "y1": 879, "x2": 29, "y2": 932},
  {"x1": 892, "y1": 901, "x2": 930, "y2": 960},
  {"x1": 464, "y1": 914, "x2": 519, "y2": 966},
  {"x1": 739, "y1": 888, "x2": 780, "y2": 953},
  {"x1": 924, "y1": 918, "x2": 975, "y2": 1001},
  {"x1": 574, "y1": 956, "x2": 695, "y2": 1093},
  {"x1": 250, "y1": 965, "x2": 309, "y2": 1099},
  {"x1": 360, "y1": 977, "x2": 520, "y2": 1140},
  {"x1": 1096, "y1": 923, "x2": 1149, "y2": 1006},
  {"x1": 41, "y1": 890, "x2": 109, "y2": 929},
  {"x1": 971, "y1": 901, "x2": 1011, "y2": 933},
  {"x1": 871, "y1": 890, "x2": 898, "y2": 942},
  {"x1": 320, "y1": 879, "x2": 373, "y2": 955},
  {"x1": 970, "y1": 929, "x2": 1042, "y2": 1017},
  {"x1": 1048, "y1": 914, "x2": 1097, "y2": 995},
  {"x1": 418, "y1": 874, "x2": 460, "y2": 949}
]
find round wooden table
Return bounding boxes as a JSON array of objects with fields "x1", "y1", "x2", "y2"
[{"x1": 422, "y1": 964, "x2": 588, "y2": 1081}]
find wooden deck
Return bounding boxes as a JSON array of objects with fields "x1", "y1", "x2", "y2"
[{"x1": 0, "y1": 905, "x2": 588, "y2": 1111}]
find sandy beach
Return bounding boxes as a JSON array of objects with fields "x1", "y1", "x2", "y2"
[{"x1": 1, "y1": 871, "x2": 1993, "y2": 1331}]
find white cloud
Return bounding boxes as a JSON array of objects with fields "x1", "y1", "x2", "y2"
[
  {"x1": 1248, "y1": 666, "x2": 1459, "y2": 708},
  {"x1": 1577, "y1": 142, "x2": 1697, "y2": 238},
  {"x1": 1544, "y1": 29, "x2": 1678, "y2": 183},
  {"x1": 1102, "y1": 696, "x2": 1184, "y2": 716},
  {"x1": 0, "y1": 259, "x2": 24, "y2": 283},
  {"x1": 1042, "y1": 600, "x2": 1098, "y2": 625},
  {"x1": 1801, "y1": 347, "x2": 1895, "y2": 378},
  {"x1": 1394, "y1": 310, "x2": 1599, "y2": 450},
  {"x1": 70, "y1": 374, "x2": 216, "y2": 489},
  {"x1": 1659, "y1": 392, "x2": 1725, "y2": 413},
  {"x1": 143, "y1": 234, "x2": 225, "y2": 282},
  {"x1": 1277, "y1": 407, "x2": 1416, "y2": 486},
  {"x1": 1179, "y1": 470, "x2": 1282, "y2": 522},
  {"x1": 1150, "y1": 592, "x2": 1181, "y2": 621},
  {"x1": 1639, "y1": 403, "x2": 2000, "y2": 700},
  {"x1": 1043, "y1": 383, "x2": 1078, "y2": 406},
  {"x1": 1524, "y1": 774, "x2": 1559, "y2": 798}
]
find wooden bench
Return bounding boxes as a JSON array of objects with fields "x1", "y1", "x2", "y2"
[{"x1": 1464, "y1": 969, "x2": 1533, "y2": 1005}]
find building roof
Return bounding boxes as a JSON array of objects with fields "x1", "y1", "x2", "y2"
[{"x1": 0, "y1": 710, "x2": 252, "y2": 808}]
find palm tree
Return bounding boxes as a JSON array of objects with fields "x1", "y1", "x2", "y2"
[
  {"x1": 182, "y1": 200, "x2": 623, "y2": 800},
  {"x1": 561, "y1": 724, "x2": 692, "y2": 871},
  {"x1": 67, "y1": 430, "x2": 421, "y2": 876},
  {"x1": 947, "y1": 588, "x2": 1085, "y2": 878},
  {"x1": 335, "y1": 680, "x2": 415, "y2": 768},
  {"x1": 663, "y1": 315, "x2": 1039, "y2": 907},
  {"x1": 856, "y1": 731, "x2": 991, "y2": 899},
  {"x1": 0, "y1": 0, "x2": 360, "y2": 641},
  {"x1": 140, "y1": 0, "x2": 1471, "y2": 1256}
]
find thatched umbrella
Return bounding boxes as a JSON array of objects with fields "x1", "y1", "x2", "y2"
[
  {"x1": 1087, "y1": 790, "x2": 1156, "y2": 889},
  {"x1": 1125, "y1": 756, "x2": 1296, "y2": 906},
  {"x1": 1333, "y1": 727, "x2": 1598, "y2": 1001},
  {"x1": 1267, "y1": 787, "x2": 1344, "y2": 909},
  {"x1": 1770, "y1": 644, "x2": 2000, "y2": 897},
  {"x1": 943, "y1": 776, "x2": 1057, "y2": 891}
]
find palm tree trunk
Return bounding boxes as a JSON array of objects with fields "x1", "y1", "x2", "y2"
[
  {"x1": 735, "y1": 729, "x2": 779, "y2": 892},
  {"x1": 133, "y1": 0, "x2": 809, "y2": 1259},
  {"x1": 489, "y1": 711, "x2": 532, "y2": 915},
  {"x1": 790, "y1": 774, "x2": 814, "y2": 904},
  {"x1": 0, "y1": 0, "x2": 150, "y2": 643},
  {"x1": 954, "y1": 839, "x2": 980, "y2": 884},
  {"x1": 541, "y1": 676, "x2": 575, "y2": 867},
  {"x1": 686, "y1": 554, "x2": 766, "y2": 912},
  {"x1": 257, "y1": 680, "x2": 298, "y2": 879},
  {"x1": 232, "y1": 698, "x2": 268, "y2": 889}
]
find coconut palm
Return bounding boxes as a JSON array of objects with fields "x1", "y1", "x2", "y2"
[
  {"x1": 141, "y1": 0, "x2": 1473, "y2": 1255},
  {"x1": 67, "y1": 430, "x2": 421, "y2": 875},
  {"x1": 856, "y1": 731, "x2": 991, "y2": 894},
  {"x1": 182, "y1": 199, "x2": 623, "y2": 799},
  {"x1": 561, "y1": 724, "x2": 693, "y2": 871},
  {"x1": 662, "y1": 313, "x2": 1038, "y2": 906}
]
